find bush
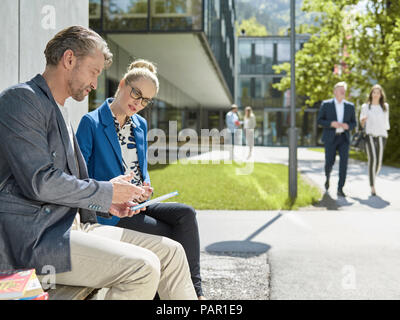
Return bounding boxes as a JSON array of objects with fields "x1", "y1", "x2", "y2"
[{"x1": 383, "y1": 80, "x2": 400, "y2": 165}]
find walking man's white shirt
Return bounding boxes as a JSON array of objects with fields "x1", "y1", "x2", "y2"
[{"x1": 334, "y1": 98, "x2": 344, "y2": 134}]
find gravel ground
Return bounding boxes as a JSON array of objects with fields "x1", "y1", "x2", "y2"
[
  {"x1": 200, "y1": 251, "x2": 270, "y2": 300},
  {"x1": 90, "y1": 252, "x2": 270, "y2": 300}
]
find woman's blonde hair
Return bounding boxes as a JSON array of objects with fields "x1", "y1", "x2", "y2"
[
  {"x1": 115, "y1": 59, "x2": 159, "y2": 97},
  {"x1": 244, "y1": 106, "x2": 254, "y2": 118}
]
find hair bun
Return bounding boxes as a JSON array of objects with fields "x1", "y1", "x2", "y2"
[{"x1": 128, "y1": 59, "x2": 157, "y2": 74}]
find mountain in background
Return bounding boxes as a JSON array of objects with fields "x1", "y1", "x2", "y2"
[{"x1": 236, "y1": 0, "x2": 316, "y2": 35}]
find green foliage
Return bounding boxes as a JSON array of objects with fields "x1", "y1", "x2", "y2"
[
  {"x1": 273, "y1": 0, "x2": 400, "y2": 163},
  {"x1": 236, "y1": 17, "x2": 268, "y2": 36}
]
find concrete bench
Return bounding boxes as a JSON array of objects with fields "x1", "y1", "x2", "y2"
[{"x1": 47, "y1": 285, "x2": 96, "y2": 300}]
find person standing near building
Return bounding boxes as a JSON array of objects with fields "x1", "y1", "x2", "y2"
[
  {"x1": 243, "y1": 106, "x2": 256, "y2": 159},
  {"x1": 360, "y1": 84, "x2": 390, "y2": 196},
  {"x1": 317, "y1": 82, "x2": 357, "y2": 197},
  {"x1": 225, "y1": 104, "x2": 241, "y2": 160}
]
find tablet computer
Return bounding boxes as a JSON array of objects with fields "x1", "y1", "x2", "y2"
[{"x1": 130, "y1": 191, "x2": 179, "y2": 211}]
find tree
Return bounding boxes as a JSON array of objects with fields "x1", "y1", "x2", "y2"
[
  {"x1": 272, "y1": 0, "x2": 400, "y2": 163},
  {"x1": 236, "y1": 17, "x2": 268, "y2": 36}
]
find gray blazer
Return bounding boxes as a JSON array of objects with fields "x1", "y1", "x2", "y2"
[{"x1": 0, "y1": 74, "x2": 113, "y2": 274}]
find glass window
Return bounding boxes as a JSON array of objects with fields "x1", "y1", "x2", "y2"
[
  {"x1": 255, "y1": 78, "x2": 262, "y2": 98},
  {"x1": 298, "y1": 111, "x2": 318, "y2": 146},
  {"x1": 221, "y1": 17, "x2": 226, "y2": 41},
  {"x1": 207, "y1": 110, "x2": 221, "y2": 130},
  {"x1": 226, "y1": 37, "x2": 230, "y2": 58},
  {"x1": 214, "y1": 0, "x2": 220, "y2": 19},
  {"x1": 187, "y1": 110, "x2": 198, "y2": 131},
  {"x1": 254, "y1": 40, "x2": 263, "y2": 65},
  {"x1": 154, "y1": 0, "x2": 187, "y2": 15},
  {"x1": 89, "y1": 0, "x2": 101, "y2": 18},
  {"x1": 103, "y1": 0, "x2": 148, "y2": 31},
  {"x1": 240, "y1": 78, "x2": 251, "y2": 98},
  {"x1": 263, "y1": 41, "x2": 274, "y2": 73},
  {"x1": 150, "y1": 0, "x2": 202, "y2": 31},
  {"x1": 89, "y1": 0, "x2": 101, "y2": 30},
  {"x1": 255, "y1": 40, "x2": 274, "y2": 74},
  {"x1": 239, "y1": 41, "x2": 251, "y2": 74},
  {"x1": 277, "y1": 41, "x2": 290, "y2": 64}
]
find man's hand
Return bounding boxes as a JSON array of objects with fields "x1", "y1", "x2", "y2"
[
  {"x1": 330, "y1": 121, "x2": 341, "y2": 129},
  {"x1": 109, "y1": 201, "x2": 141, "y2": 218},
  {"x1": 110, "y1": 173, "x2": 145, "y2": 204},
  {"x1": 341, "y1": 123, "x2": 349, "y2": 130}
]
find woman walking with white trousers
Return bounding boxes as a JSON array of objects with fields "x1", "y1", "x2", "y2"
[
  {"x1": 360, "y1": 84, "x2": 390, "y2": 196},
  {"x1": 243, "y1": 106, "x2": 257, "y2": 159}
]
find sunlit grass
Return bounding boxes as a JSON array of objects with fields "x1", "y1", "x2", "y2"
[{"x1": 148, "y1": 161, "x2": 321, "y2": 210}]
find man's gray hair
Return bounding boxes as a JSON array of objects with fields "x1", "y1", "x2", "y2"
[
  {"x1": 44, "y1": 25, "x2": 113, "y2": 69},
  {"x1": 334, "y1": 81, "x2": 347, "y2": 91}
]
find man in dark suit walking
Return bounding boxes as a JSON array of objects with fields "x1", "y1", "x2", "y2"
[{"x1": 317, "y1": 82, "x2": 356, "y2": 197}]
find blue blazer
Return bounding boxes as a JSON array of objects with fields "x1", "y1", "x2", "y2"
[
  {"x1": 317, "y1": 98, "x2": 356, "y2": 144},
  {"x1": 76, "y1": 98, "x2": 150, "y2": 226}
]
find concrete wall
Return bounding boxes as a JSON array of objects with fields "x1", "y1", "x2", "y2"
[
  {"x1": 0, "y1": 0, "x2": 89, "y2": 129},
  {"x1": 0, "y1": 1, "x2": 19, "y2": 90}
]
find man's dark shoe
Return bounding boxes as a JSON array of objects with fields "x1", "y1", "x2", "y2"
[
  {"x1": 337, "y1": 189, "x2": 346, "y2": 197},
  {"x1": 324, "y1": 179, "x2": 329, "y2": 191}
]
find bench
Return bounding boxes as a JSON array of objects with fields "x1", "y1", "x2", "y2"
[{"x1": 47, "y1": 285, "x2": 97, "y2": 300}]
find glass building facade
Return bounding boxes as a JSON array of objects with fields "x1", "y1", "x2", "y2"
[
  {"x1": 237, "y1": 36, "x2": 320, "y2": 147},
  {"x1": 90, "y1": 0, "x2": 204, "y2": 32},
  {"x1": 89, "y1": 0, "x2": 236, "y2": 136}
]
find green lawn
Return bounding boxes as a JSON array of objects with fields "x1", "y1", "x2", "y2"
[{"x1": 148, "y1": 161, "x2": 321, "y2": 210}]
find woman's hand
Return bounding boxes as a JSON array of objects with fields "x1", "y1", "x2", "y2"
[
  {"x1": 361, "y1": 116, "x2": 367, "y2": 128},
  {"x1": 133, "y1": 182, "x2": 153, "y2": 212}
]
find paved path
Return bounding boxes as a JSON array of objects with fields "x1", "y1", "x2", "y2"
[{"x1": 193, "y1": 146, "x2": 400, "y2": 299}]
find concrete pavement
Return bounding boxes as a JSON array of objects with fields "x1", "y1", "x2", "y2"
[{"x1": 194, "y1": 146, "x2": 400, "y2": 299}]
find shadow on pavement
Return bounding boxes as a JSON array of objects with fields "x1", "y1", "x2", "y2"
[
  {"x1": 205, "y1": 213, "x2": 282, "y2": 257},
  {"x1": 313, "y1": 192, "x2": 340, "y2": 210},
  {"x1": 351, "y1": 195, "x2": 391, "y2": 209},
  {"x1": 313, "y1": 192, "x2": 356, "y2": 210},
  {"x1": 313, "y1": 192, "x2": 355, "y2": 210},
  {"x1": 205, "y1": 241, "x2": 271, "y2": 257}
]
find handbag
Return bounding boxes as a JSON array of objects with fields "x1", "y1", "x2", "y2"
[{"x1": 350, "y1": 129, "x2": 366, "y2": 152}]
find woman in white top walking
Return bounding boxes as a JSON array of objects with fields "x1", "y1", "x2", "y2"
[
  {"x1": 243, "y1": 106, "x2": 257, "y2": 159},
  {"x1": 360, "y1": 84, "x2": 390, "y2": 196}
]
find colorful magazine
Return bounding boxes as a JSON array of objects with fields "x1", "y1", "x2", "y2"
[{"x1": 0, "y1": 269, "x2": 36, "y2": 300}]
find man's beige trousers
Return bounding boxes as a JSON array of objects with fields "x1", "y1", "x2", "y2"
[{"x1": 51, "y1": 215, "x2": 197, "y2": 300}]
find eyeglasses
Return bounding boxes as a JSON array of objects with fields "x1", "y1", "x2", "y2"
[{"x1": 129, "y1": 86, "x2": 153, "y2": 107}]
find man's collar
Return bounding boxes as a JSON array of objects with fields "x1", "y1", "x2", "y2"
[
  {"x1": 334, "y1": 98, "x2": 344, "y2": 105},
  {"x1": 32, "y1": 74, "x2": 53, "y2": 99}
]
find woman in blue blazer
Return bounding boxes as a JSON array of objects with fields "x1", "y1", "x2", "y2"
[{"x1": 76, "y1": 59, "x2": 204, "y2": 299}]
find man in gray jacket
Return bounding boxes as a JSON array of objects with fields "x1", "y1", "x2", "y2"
[{"x1": 0, "y1": 26, "x2": 196, "y2": 300}]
